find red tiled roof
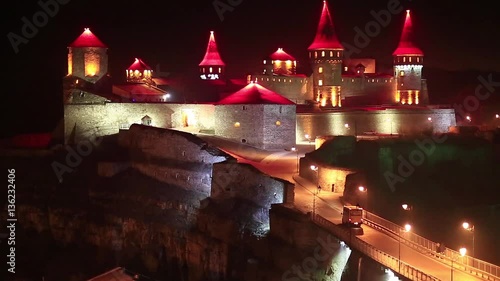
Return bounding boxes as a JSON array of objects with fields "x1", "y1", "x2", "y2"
[
  {"x1": 113, "y1": 83, "x2": 165, "y2": 96},
  {"x1": 269, "y1": 48, "x2": 296, "y2": 61},
  {"x1": 308, "y1": 1, "x2": 343, "y2": 50},
  {"x1": 199, "y1": 31, "x2": 225, "y2": 66},
  {"x1": 69, "y1": 28, "x2": 107, "y2": 48},
  {"x1": 393, "y1": 10, "x2": 423, "y2": 56},
  {"x1": 127, "y1": 58, "x2": 152, "y2": 71},
  {"x1": 217, "y1": 82, "x2": 295, "y2": 105}
]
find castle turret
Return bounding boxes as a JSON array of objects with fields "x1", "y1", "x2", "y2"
[
  {"x1": 199, "y1": 31, "x2": 225, "y2": 80},
  {"x1": 67, "y1": 28, "x2": 108, "y2": 83},
  {"x1": 263, "y1": 48, "x2": 297, "y2": 75},
  {"x1": 127, "y1": 58, "x2": 153, "y2": 84},
  {"x1": 393, "y1": 10, "x2": 424, "y2": 105},
  {"x1": 309, "y1": 0, "x2": 343, "y2": 107}
]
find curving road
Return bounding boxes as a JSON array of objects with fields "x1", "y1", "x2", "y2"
[{"x1": 200, "y1": 136, "x2": 485, "y2": 281}]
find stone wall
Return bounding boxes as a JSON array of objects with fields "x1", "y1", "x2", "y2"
[
  {"x1": 253, "y1": 75, "x2": 311, "y2": 104},
  {"x1": 262, "y1": 104, "x2": 296, "y2": 150},
  {"x1": 211, "y1": 162, "x2": 294, "y2": 208},
  {"x1": 299, "y1": 157, "x2": 357, "y2": 193},
  {"x1": 297, "y1": 108, "x2": 456, "y2": 143},
  {"x1": 118, "y1": 125, "x2": 231, "y2": 195},
  {"x1": 215, "y1": 105, "x2": 265, "y2": 147},
  {"x1": 64, "y1": 103, "x2": 215, "y2": 143}
]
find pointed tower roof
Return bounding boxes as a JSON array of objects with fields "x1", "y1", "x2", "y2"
[
  {"x1": 69, "y1": 28, "x2": 107, "y2": 48},
  {"x1": 308, "y1": 0, "x2": 343, "y2": 50},
  {"x1": 217, "y1": 82, "x2": 295, "y2": 105},
  {"x1": 393, "y1": 10, "x2": 423, "y2": 56},
  {"x1": 127, "y1": 58, "x2": 152, "y2": 71},
  {"x1": 269, "y1": 48, "x2": 296, "y2": 61},
  {"x1": 199, "y1": 31, "x2": 225, "y2": 66}
]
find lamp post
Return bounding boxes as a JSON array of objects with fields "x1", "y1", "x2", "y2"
[
  {"x1": 291, "y1": 147, "x2": 299, "y2": 173},
  {"x1": 451, "y1": 247, "x2": 467, "y2": 281},
  {"x1": 399, "y1": 223, "x2": 412, "y2": 272},
  {"x1": 402, "y1": 203, "x2": 413, "y2": 222},
  {"x1": 358, "y1": 186, "x2": 367, "y2": 210},
  {"x1": 310, "y1": 165, "x2": 319, "y2": 216},
  {"x1": 462, "y1": 222, "x2": 475, "y2": 258}
]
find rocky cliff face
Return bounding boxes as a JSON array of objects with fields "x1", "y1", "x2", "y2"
[{"x1": 1, "y1": 134, "x2": 347, "y2": 281}]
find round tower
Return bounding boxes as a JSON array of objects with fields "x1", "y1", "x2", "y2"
[
  {"x1": 67, "y1": 28, "x2": 108, "y2": 83},
  {"x1": 264, "y1": 48, "x2": 297, "y2": 75},
  {"x1": 127, "y1": 58, "x2": 153, "y2": 84},
  {"x1": 393, "y1": 10, "x2": 424, "y2": 105},
  {"x1": 308, "y1": 0, "x2": 344, "y2": 107},
  {"x1": 199, "y1": 31, "x2": 225, "y2": 80}
]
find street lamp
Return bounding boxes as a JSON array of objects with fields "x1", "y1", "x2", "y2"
[
  {"x1": 399, "y1": 223, "x2": 412, "y2": 272},
  {"x1": 291, "y1": 147, "x2": 299, "y2": 173},
  {"x1": 357, "y1": 186, "x2": 368, "y2": 210},
  {"x1": 310, "y1": 165, "x2": 319, "y2": 216},
  {"x1": 451, "y1": 247, "x2": 467, "y2": 280},
  {"x1": 466, "y1": 115, "x2": 471, "y2": 122},
  {"x1": 462, "y1": 222, "x2": 475, "y2": 258}
]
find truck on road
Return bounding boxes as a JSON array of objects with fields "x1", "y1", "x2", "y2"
[{"x1": 342, "y1": 205, "x2": 363, "y2": 226}]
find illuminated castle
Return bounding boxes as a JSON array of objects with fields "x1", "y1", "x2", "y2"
[
  {"x1": 62, "y1": 2, "x2": 456, "y2": 147},
  {"x1": 252, "y1": 2, "x2": 429, "y2": 107}
]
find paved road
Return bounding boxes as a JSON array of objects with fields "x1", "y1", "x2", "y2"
[{"x1": 201, "y1": 137, "x2": 483, "y2": 281}]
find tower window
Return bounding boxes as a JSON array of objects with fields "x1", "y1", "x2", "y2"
[
  {"x1": 202, "y1": 68, "x2": 205, "y2": 73},
  {"x1": 409, "y1": 57, "x2": 412, "y2": 62},
  {"x1": 318, "y1": 79, "x2": 323, "y2": 86},
  {"x1": 403, "y1": 57, "x2": 406, "y2": 62},
  {"x1": 318, "y1": 67, "x2": 323, "y2": 73},
  {"x1": 416, "y1": 57, "x2": 420, "y2": 63},
  {"x1": 330, "y1": 51, "x2": 333, "y2": 57},
  {"x1": 400, "y1": 71, "x2": 405, "y2": 77},
  {"x1": 337, "y1": 51, "x2": 340, "y2": 57},
  {"x1": 209, "y1": 67, "x2": 213, "y2": 73},
  {"x1": 321, "y1": 51, "x2": 325, "y2": 57},
  {"x1": 218, "y1": 67, "x2": 221, "y2": 73},
  {"x1": 315, "y1": 52, "x2": 318, "y2": 58},
  {"x1": 344, "y1": 66, "x2": 348, "y2": 71}
]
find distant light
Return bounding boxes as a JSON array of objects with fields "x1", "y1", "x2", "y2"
[
  {"x1": 344, "y1": 123, "x2": 349, "y2": 128},
  {"x1": 358, "y1": 186, "x2": 366, "y2": 192},
  {"x1": 310, "y1": 165, "x2": 318, "y2": 171},
  {"x1": 466, "y1": 116, "x2": 471, "y2": 121},
  {"x1": 496, "y1": 114, "x2": 499, "y2": 119},
  {"x1": 305, "y1": 134, "x2": 310, "y2": 139},
  {"x1": 459, "y1": 247, "x2": 467, "y2": 257},
  {"x1": 291, "y1": 147, "x2": 296, "y2": 151},
  {"x1": 402, "y1": 204, "x2": 409, "y2": 210},
  {"x1": 340, "y1": 241, "x2": 345, "y2": 247},
  {"x1": 427, "y1": 117, "x2": 432, "y2": 121},
  {"x1": 404, "y1": 224, "x2": 412, "y2": 232}
]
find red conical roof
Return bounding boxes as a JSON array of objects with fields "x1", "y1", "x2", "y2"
[
  {"x1": 217, "y1": 82, "x2": 295, "y2": 105},
  {"x1": 69, "y1": 28, "x2": 107, "y2": 48},
  {"x1": 269, "y1": 48, "x2": 296, "y2": 61},
  {"x1": 199, "y1": 31, "x2": 225, "y2": 66},
  {"x1": 308, "y1": 1, "x2": 343, "y2": 50},
  {"x1": 127, "y1": 58, "x2": 152, "y2": 71},
  {"x1": 393, "y1": 10, "x2": 423, "y2": 56}
]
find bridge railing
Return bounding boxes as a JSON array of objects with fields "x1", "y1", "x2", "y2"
[
  {"x1": 312, "y1": 214, "x2": 439, "y2": 281},
  {"x1": 363, "y1": 211, "x2": 500, "y2": 281}
]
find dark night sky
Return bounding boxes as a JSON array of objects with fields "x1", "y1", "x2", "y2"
[{"x1": 2, "y1": 0, "x2": 500, "y2": 136}]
